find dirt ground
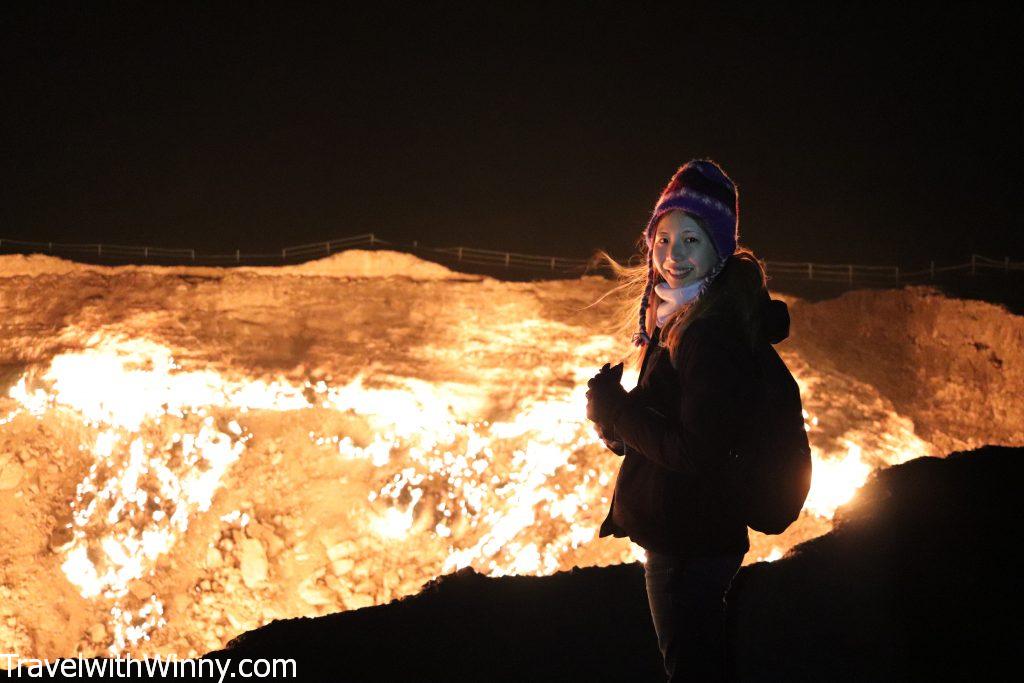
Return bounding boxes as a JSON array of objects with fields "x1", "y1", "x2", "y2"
[{"x1": 1, "y1": 250, "x2": 1020, "y2": 662}]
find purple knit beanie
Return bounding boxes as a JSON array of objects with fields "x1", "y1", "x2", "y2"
[{"x1": 632, "y1": 159, "x2": 740, "y2": 347}]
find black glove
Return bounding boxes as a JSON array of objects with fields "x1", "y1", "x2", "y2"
[
  {"x1": 601, "y1": 432, "x2": 627, "y2": 456},
  {"x1": 592, "y1": 418, "x2": 625, "y2": 455},
  {"x1": 586, "y1": 362, "x2": 628, "y2": 434}
]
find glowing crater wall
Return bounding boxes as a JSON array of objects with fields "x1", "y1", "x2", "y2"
[{"x1": 0, "y1": 251, "x2": 1020, "y2": 662}]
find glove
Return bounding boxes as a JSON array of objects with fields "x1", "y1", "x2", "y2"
[
  {"x1": 601, "y1": 432, "x2": 627, "y2": 456},
  {"x1": 593, "y1": 418, "x2": 626, "y2": 456},
  {"x1": 586, "y1": 362, "x2": 628, "y2": 434}
]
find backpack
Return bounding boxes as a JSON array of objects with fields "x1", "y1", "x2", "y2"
[{"x1": 724, "y1": 342, "x2": 812, "y2": 535}]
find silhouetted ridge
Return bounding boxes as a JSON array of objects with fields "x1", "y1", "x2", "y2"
[{"x1": 196, "y1": 445, "x2": 1018, "y2": 682}]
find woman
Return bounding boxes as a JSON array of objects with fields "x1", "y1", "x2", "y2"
[{"x1": 585, "y1": 159, "x2": 791, "y2": 682}]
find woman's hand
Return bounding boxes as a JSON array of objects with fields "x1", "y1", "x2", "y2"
[
  {"x1": 586, "y1": 362, "x2": 628, "y2": 432},
  {"x1": 596, "y1": 421, "x2": 626, "y2": 456}
]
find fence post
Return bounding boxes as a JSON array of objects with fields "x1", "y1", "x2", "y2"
[
  {"x1": 144, "y1": 247, "x2": 149, "y2": 260},
  {"x1": 807, "y1": 263, "x2": 813, "y2": 280},
  {"x1": 97, "y1": 244, "x2": 102, "y2": 257},
  {"x1": 281, "y1": 248, "x2": 286, "y2": 259},
  {"x1": 505, "y1": 252, "x2": 510, "y2": 268},
  {"x1": 848, "y1": 264, "x2": 853, "y2": 284},
  {"x1": 236, "y1": 249, "x2": 240, "y2": 263},
  {"x1": 971, "y1": 254, "x2": 976, "y2": 276},
  {"x1": 413, "y1": 240, "x2": 418, "y2": 248},
  {"x1": 369, "y1": 233, "x2": 376, "y2": 246},
  {"x1": 48, "y1": 242, "x2": 53, "y2": 253},
  {"x1": 191, "y1": 249, "x2": 195, "y2": 261},
  {"x1": 325, "y1": 242, "x2": 330, "y2": 255},
  {"x1": 458, "y1": 247, "x2": 463, "y2": 261},
  {"x1": 550, "y1": 257, "x2": 555, "y2": 271},
  {"x1": 894, "y1": 266, "x2": 899, "y2": 281}
]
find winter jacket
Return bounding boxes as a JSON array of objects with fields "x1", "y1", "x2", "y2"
[{"x1": 597, "y1": 296, "x2": 792, "y2": 558}]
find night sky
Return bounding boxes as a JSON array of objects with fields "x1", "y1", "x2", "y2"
[{"x1": 3, "y1": 3, "x2": 1021, "y2": 267}]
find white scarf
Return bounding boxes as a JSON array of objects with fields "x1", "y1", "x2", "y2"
[{"x1": 654, "y1": 278, "x2": 706, "y2": 327}]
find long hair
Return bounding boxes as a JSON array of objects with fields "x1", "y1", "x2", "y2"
[
  {"x1": 585, "y1": 213, "x2": 770, "y2": 371},
  {"x1": 583, "y1": 233, "x2": 656, "y2": 373}
]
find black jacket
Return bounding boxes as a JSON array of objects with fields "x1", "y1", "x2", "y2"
[{"x1": 597, "y1": 297, "x2": 791, "y2": 557}]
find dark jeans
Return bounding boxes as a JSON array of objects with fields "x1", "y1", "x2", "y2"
[{"x1": 643, "y1": 550, "x2": 745, "y2": 682}]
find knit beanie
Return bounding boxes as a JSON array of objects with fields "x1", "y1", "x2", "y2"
[{"x1": 632, "y1": 159, "x2": 740, "y2": 347}]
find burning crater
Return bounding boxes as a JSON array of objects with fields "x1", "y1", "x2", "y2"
[{"x1": 0, "y1": 249, "x2": 1021, "y2": 663}]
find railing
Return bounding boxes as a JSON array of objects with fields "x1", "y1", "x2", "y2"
[
  {"x1": 1, "y1": 234, "x2": 1020, "y2": 285},
  {"x1": 761, "y1": 260, "x2": 900, "y2": 285},
  {"x1": 430, "y1": 245, "x2": 589, "y2": 272}
]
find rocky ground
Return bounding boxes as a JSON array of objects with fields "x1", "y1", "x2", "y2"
[
  {"x1": 201, "y1": 444, "x2": 1017, "y2": 682},
  {"x1": 1, "y1": 250, "x2": 1021, "y2": 665},
  {"x1": 18, "y1": 444, "x2": 1014, "y2": 680}
]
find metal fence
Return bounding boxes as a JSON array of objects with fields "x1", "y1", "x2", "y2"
[{"x1": 1, "y1": 233, "x2": 1021, "y2": 285}]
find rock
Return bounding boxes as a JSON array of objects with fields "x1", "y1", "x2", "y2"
[
  {"x1": 0, "y1": 458, "x2": 23, "y2": 490},
  {"x1": 239, "y1": 538, "x2": 268, "y2": 589},
  {"x1": 48, "y1": 525, "x2": 74, "y2": 552},
  {"x1": 246, "y1": 522, "x2": 267, "y2": 539},
  {"x1": 89, "y1": 623, "x2": 107, "y2": 642},
  {"x1": 346, "y1": 593, "x2": 375, "y2": 610},
  {"x1": 326, "y1": 540, "x2": 357, "y2": 562},
  {"x1": 331, "y1": 558, "x2": 355, "y2": 576},
  {"x1": 172, "y1": 593, "x2": 190, "y2": 615},
  {"x1": 129, "y1": 580, "x2": 154, "y2": 600},
  {"x1": 298, "y1": 578, "x2": 334, "y2": 606},
  {"x1": 263, "y1": 531, "x2": 285, "y2": 558},
  {"x1": 324, "y1": 573, "x2": 346, "y2": 594},
  {"x1": 224, "y1": 610, "x2": 243, "y2": 631},
  {"x1": 205, "y1": 547, "x2": 224, "y2": 569}
]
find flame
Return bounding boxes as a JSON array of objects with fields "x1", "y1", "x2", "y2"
[
  {"x1": 3, "y1": 329, "x2": 925, "y2": 658},
  {"x1": 804, "y1": 440, "x2": 872, "y2": 517}
]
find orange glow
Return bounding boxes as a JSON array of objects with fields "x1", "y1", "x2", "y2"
[
  {"x1": 6, "y1": 254, "x2": 991, "y2": 663},
  {"x1": 1, "y1": 331, "x2": 924, "y2": 656}
]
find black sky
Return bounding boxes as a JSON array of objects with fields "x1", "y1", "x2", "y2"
[{"x1": 2, "y1": 3, "x2": 1021, "y2": 267}]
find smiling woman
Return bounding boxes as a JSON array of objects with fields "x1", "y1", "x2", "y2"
[
  {"x1": 583, "y1": 159, "x2": 802, "y2": 682},
  {"x1": 648, "y1": 211, "x2": 723, "y2": 333},
  {"x1": 651, "y1": 211, "x2": 719, "y2": 290}
]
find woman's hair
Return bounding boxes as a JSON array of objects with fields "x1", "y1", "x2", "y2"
[{"x1": 585, "y1": 212, "x2": 770, "y2": 371}]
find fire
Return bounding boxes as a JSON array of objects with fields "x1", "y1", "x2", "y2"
[
  {"x1": 804, "y1": 440, "x2": 872, "y2": 517},
  {"x1": 3, "y1": 328, "x2": 916, "y2": 658}
]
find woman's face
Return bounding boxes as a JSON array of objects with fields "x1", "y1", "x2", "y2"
[{"x1": 651, "y1": 211, "x2": 719, "y2": 288}]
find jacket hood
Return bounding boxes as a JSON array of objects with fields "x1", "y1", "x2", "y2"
[{"x1": 760, "y1": 292, "x2": 790, "y2": 345}]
